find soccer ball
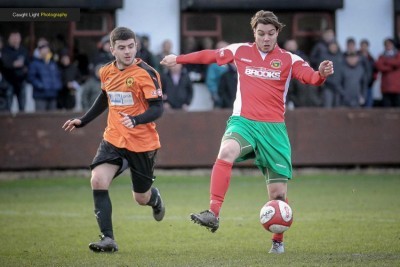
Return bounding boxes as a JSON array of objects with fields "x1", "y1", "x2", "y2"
[{"x1": 260, "y1": 200, "x2": 293, "y2": 233}]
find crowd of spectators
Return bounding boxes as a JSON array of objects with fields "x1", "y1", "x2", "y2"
[{"x1": 0, "y1": 29, "x2": 399, "y2": 113}]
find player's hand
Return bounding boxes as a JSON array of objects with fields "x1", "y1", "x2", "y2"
[
  {"x1": 119, "y1": 112, "x2": 136, "y2": 128},
  {"x1": 160, "y1": 54, "x2": 177, "y2": 67},
  {"x1": 319, "y1": 60, "x2": 334, "y2": 77},
  {"x1": 62, "y1": 118, "x2": 82, "y2": 132}
]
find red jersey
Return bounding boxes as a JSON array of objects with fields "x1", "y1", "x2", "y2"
[{"x1": 177, "y1": 43, "x2": 326, "y2": 122}]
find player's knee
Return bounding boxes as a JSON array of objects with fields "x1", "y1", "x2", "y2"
[
  {"x1": 90, "y1": 174, "x2": 110, "y2": 189},
  {"x1": 218, "y1": 144, "x2": 240, "y2": 161}
]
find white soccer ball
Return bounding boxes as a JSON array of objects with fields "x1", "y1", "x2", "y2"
[{"x1": 260, "y1": 200, "x2": 293, "y2": 233}]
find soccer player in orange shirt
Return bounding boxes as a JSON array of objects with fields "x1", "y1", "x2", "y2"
[{"x1": 62, "y1": 27, "x2": 165, "y2": 253}]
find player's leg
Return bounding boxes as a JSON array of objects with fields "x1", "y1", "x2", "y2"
[
  {"x1": 266, "y1": 170, "x2": 289, "y2": 254},
  {"x1": 88, "y1": 140, "x2": 124, "y2": 253},
  {"x1": 191, "y1": 131, "x2": 254, "y2": 232},
  {"x1": 210, "y1": 138, "x2": 241, "y2": 215},
  {"x1": 128, "y1": 150, "x2": 165, "y2": 221},
  {"x1": 89, "y1": 163, "x2": 120, "y2": 252},
  {"x1": 253, "y1": 122, "x2": 292, "y2": 254}
]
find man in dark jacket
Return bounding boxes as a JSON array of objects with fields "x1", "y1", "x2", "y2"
[
  {"x1": 28, "y1": 38, "x2": 62, "y2": 111},
  {"x1": 321, "y1": 41, "x2": 345, "y2": 108},
  {"x1": 218, "y1": 63, "x2": 237, "y2": 109},
  {"x1": 1, "y1": 31, "x2": 29, "y2": 111},
  {"x1": 57, "y1": 51, "x2": 81, "y2": 110},
  {"x1": 341, "y1": 52, "x2": 366, "y2": 107},
  {"x1": 161, "y1": 64, "x2": 193, "y2": 110}
]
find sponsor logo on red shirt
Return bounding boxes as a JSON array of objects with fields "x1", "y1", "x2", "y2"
[{"x1": 245, "y1": 66, "x2": 281, "y2": 80}]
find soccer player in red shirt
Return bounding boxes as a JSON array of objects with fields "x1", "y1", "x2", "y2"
[
  {"x1": 161, "y1": 10, "x2": 334, "y2": 254},
  {"x1": 63, "y1": 27, "x2": 165, "y2": 253}
]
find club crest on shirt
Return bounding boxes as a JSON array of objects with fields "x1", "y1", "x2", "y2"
[
  {"x1": 270, "y1": 59, "x2": 282, "y2": 69},
  {"x1": 126, "y1": 77, "x2": 134, "y2": 87}
]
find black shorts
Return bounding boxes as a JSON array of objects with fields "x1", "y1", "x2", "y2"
[{"x1": 90, "y1": 140, "x2": 158, "y2": 193}]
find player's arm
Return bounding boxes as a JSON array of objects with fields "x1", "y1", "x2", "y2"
[
  {"x1": 119, "y1": 99, "x2": 163, "y2": 128},
  {"x1": 62, "y1": 90, "x2": 108, "y2": 132},
  {"x1": 292, "y1": 59, "x2": 333, "y2": 86},
  {"x1": 160, "y1": 50, "x2": 220, "y2": 67}
]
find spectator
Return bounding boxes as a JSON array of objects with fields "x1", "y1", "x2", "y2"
[
  {"x1": 309, "y1": 29, "x2": 335, "y2": 69},
  {"x1": 155, "y1": 39, "x2": 173, "y2": 74},
  {"x1": 201, "y1": 37, "x2": 214, "y2": 49},
  {"x1": 0, "y1": 71, "x2": 13, "y2": 112},
  {"x1": 182, "y1": 36, "x2": 198, "y2": 54},
  {"x1": 182, "y1": 37, "x2": 205, "y2": 82},
  {"x1": 358, "y1": 39, "x2": 377, "y2": 108},
  {"x1": 73, "y1": 46, "x2": 90, "y2": 83},
  {"x1": 161, "y1": 64, "x2": 193, "y2": 111},
  {"x1": 343, "y1": 37, "x2": 357, "y2": 56},
  {"x1": 205, "y1": 40, "x2": 229, "y2": 108},
  {"x1": 321, "y1": 41, "x2": 344, "y2": 108},
  {"x1": 1, "y1": 30, "x2": 29, "y2": 112},
  {"x1": 0, "y1": 35, "x2": 13, "y2": 112},
  {"x1": 341, "y1": 52, "x2": 366, "y2": 107},
  {"x1": 136, "y1": 35, "x2": 156, "y2": 68},
  {"x1": 284, "y1": 39, "x2": 321, "y2": 108},
  {"x1": 94, "y1": 35, "x2": 113, "y2": 66},
  {"x1": 284, "y1": 39, "x2": 308, "y2": 60},
  {"x1": 81, "y1": 64, "x2": 101, "y2": 110},
  {"x1": 51, "y1": 33, "x2": 69, "y2": 62},
  {"x1": 375, "y1": 38, "x2": 400, "y2": 107},
  {"x1": 0, "y1": 35, "x2": 4, "y2": 71},
  {"x1": 57, "y1": 51, "x2": 81, "y2": 110},
  {"x1": 28, "y1": 38, "x2": 62, "y2": 111},
  {"x1": 218, "y1": 62, "x2": 237, "y2": 109},
  {"x1": 344, "y1": 37, "x2": 370, "y2": 102}
]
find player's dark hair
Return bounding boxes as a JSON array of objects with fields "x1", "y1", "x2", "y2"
[
  {"x1": 250, "y1": 10, "x2": 285, "y2": 32},
  {"x1": 109, "y1": 27, "x2": 136, "y2": 47}
]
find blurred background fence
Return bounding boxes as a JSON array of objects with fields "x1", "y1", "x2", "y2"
[{"x1": 1, "y1": 108, "x2": 399, "y2": 170}]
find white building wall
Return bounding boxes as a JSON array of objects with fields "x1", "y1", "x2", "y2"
[
  {"x1": 116, "y1": 0, "x2": 180, "y2": 56},
  {"x1": 336, "y1": 0, "x2": 393, "y2": 59}
]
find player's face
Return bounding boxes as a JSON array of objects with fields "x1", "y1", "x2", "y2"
[
  {"x1": 254, "y1": 23, "x2": 279, "y2": 53},
  {"x1": 110, "y1": 39, "x2": 137, "y2": 69}
]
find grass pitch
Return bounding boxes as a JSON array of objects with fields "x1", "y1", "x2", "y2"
[{"x1": 0, "y1": 171, "x2": 399, "y2": 267}]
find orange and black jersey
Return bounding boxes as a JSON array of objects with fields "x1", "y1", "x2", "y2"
[
  {"x1": 101, "y1": 59, "x2": 163, "y2": 152},
  {"x1": 79, "y1": 59, "x2": 163, "y2": 152}
]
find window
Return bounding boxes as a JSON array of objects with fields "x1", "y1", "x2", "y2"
[
  {"x1": 292, "y1": 13, "x2": 334, "y2": 54},
  {"x1": 181, "y1": 11, "x2": 334, "y2": 55}
]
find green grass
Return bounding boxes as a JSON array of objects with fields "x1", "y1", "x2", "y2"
[{"x1": 0, "y1": 172, "x2": 399, "y2": 266}]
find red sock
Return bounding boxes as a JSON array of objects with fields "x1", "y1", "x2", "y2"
[
  {"x1": 209, "y1": 159, "x2": 233, "y2": 218},
  {"x1": 272, "y1": 198, "x2": 289, "y2": 242}
]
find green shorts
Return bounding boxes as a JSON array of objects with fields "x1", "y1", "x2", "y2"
[{"x1": 222, "y1": 116, "x2": 292, "y2": 181}]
